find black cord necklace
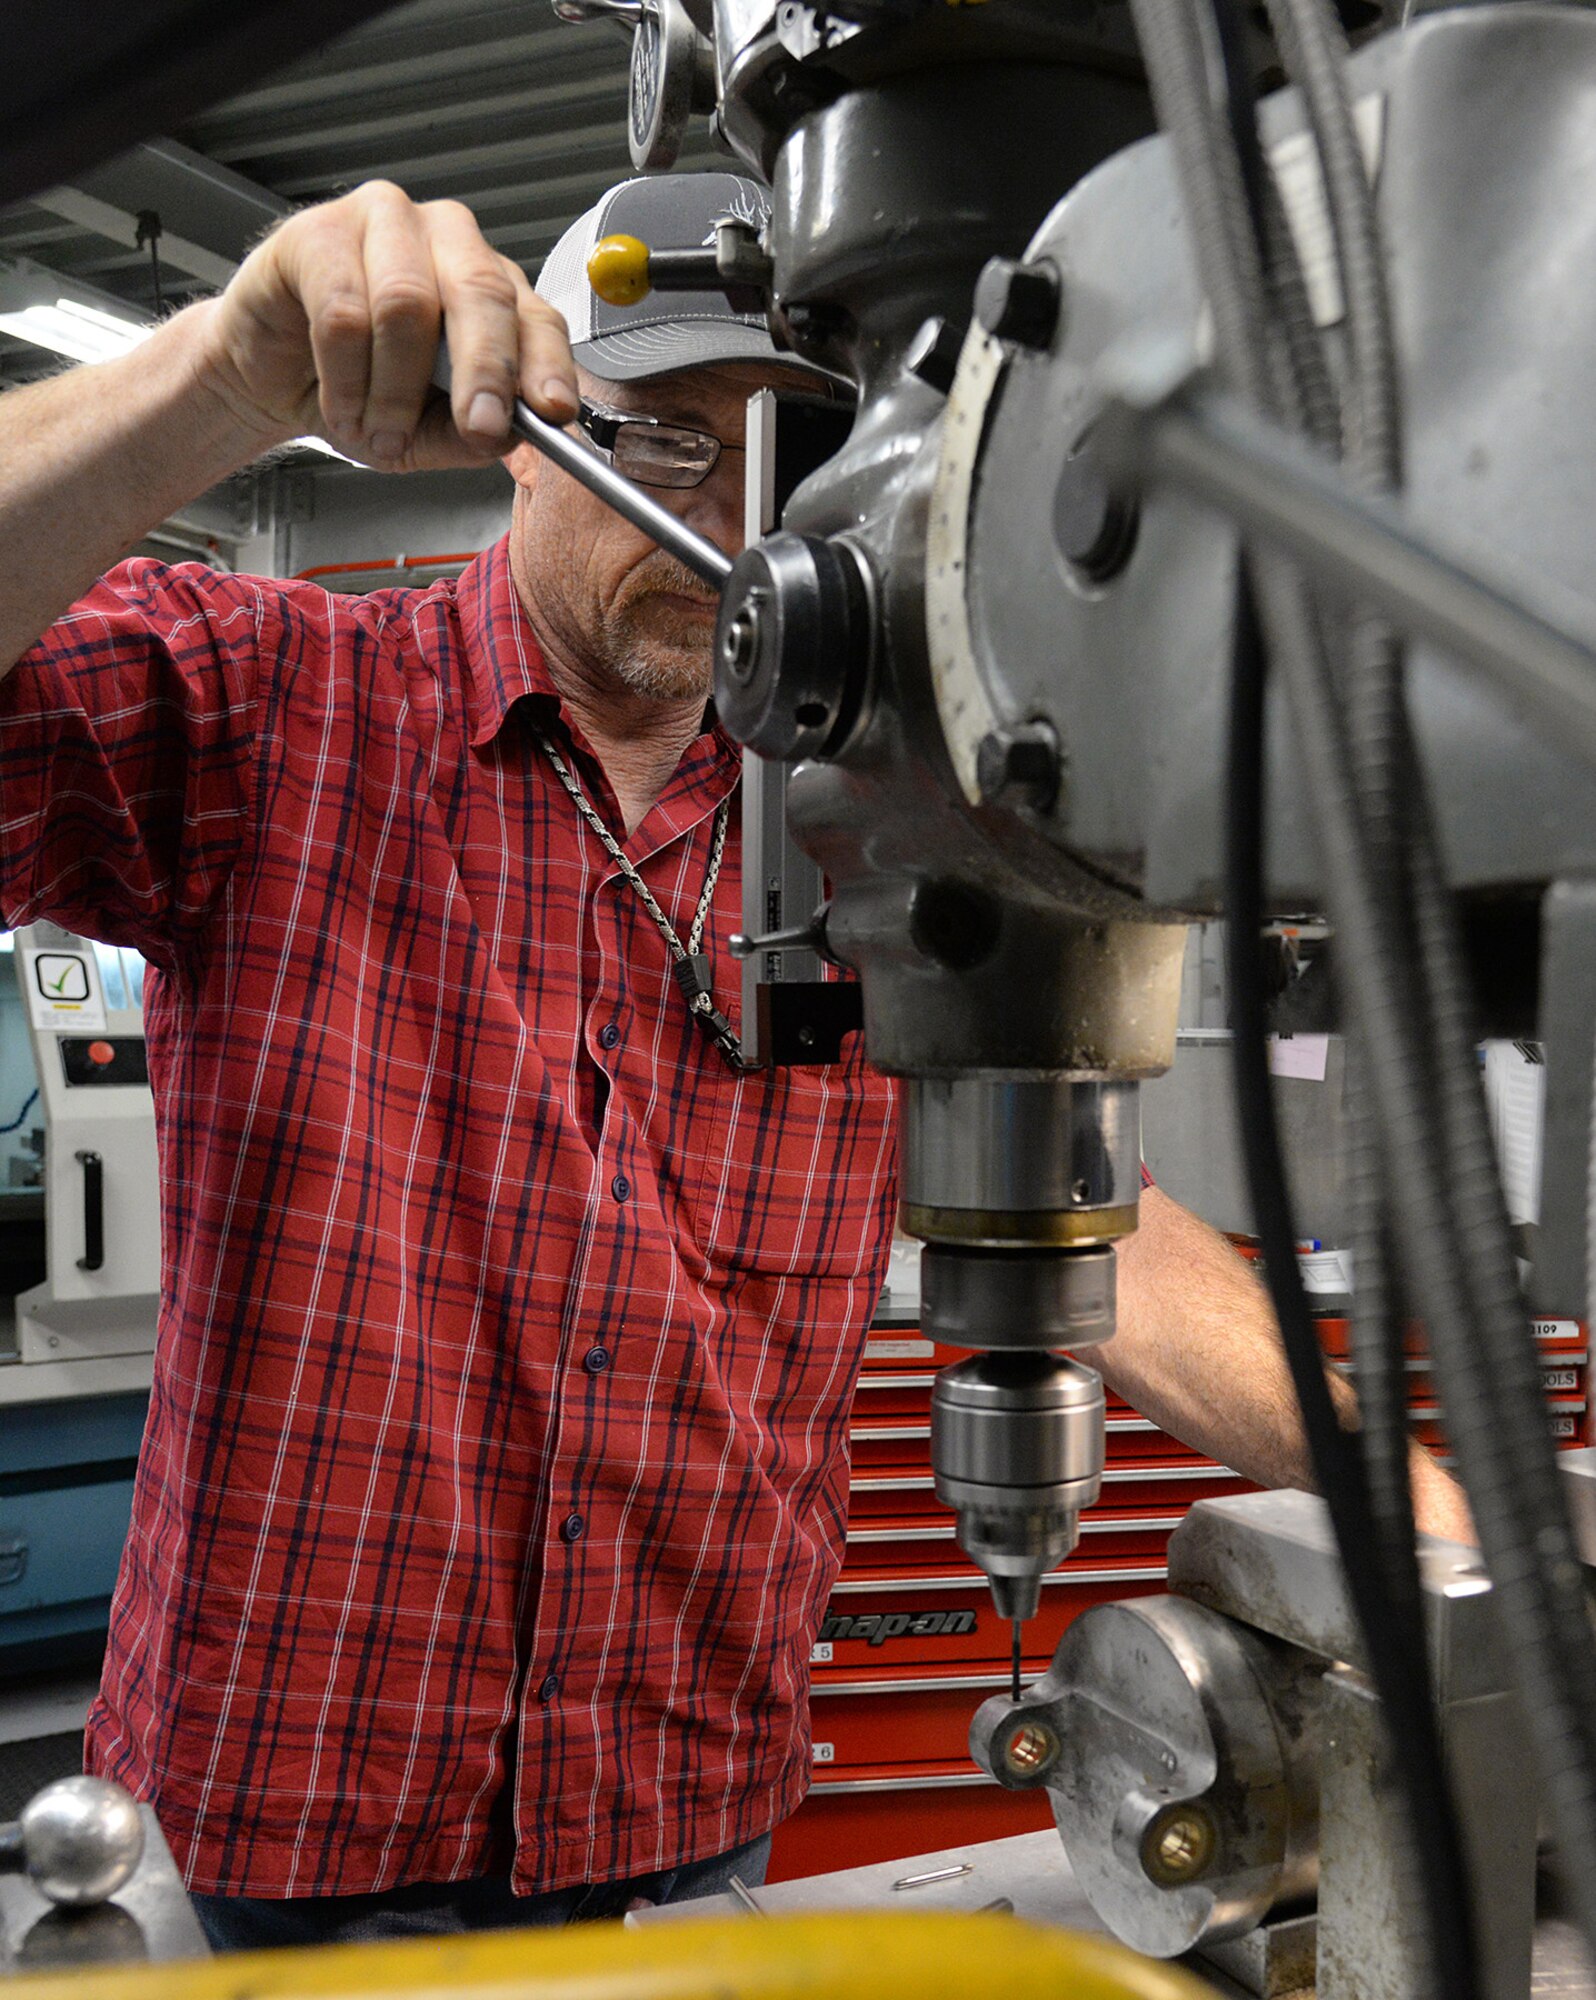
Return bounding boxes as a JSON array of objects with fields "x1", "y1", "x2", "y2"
[{"x1": 532, "y1": 725, "x2": 745, "y2": 1071}]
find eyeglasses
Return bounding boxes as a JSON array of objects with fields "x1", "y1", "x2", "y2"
[{"x1": 576, "y1": 399, "x2": 744, "y2": 490}]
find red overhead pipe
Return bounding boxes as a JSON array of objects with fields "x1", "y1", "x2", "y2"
[{"x1": 293, "y1": 552, "x2": 481, "y2": 583}]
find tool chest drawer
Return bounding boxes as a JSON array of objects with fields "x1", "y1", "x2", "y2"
[
  {"x1": 811, "y1": 1559, "x2": 1169, "y2": 1672},
  {"x1": 845, "y1": 1506, "x2": 1184, "y2": 1571},
  {"x1": 1316, "y1": 1314, "x2": 1588, "y2": 1361},
  {"x1": 1094, "y1": 1459, "x2": 1256, "y2": 1510},
  {"x1": 1331, "y1": 1352, "x2": 1588, "y2": 1399},
  {"x1": 851, "y1": 1371, "x2": 938, "y2": 1419},
  {"x1": 1409, "y1": 1399, "x2": 1586, "y2": 1449},
  {"x1": 1319, "y1": 1315, "x2": 1589, "y2": 1450},
  {"x1": 808, "y1": 1670, "x2": 1014, "y2": 1772},
  {"x1": 767, "y1": 1766, "x2": 1054, "y2": 1883},
  {"x1": 846, "y1": 1457, "x2": 1254, "y2": 1520}
]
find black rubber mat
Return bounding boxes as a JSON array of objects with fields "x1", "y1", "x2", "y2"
[{"x1": 0, "y1": 1732, "x2": 84, "y2": 1821}]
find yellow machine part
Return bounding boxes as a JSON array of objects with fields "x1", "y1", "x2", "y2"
[
  {"x1": 586, "y1": 234, "x2": 652, "y2": 307},
  {"x1": 5, "y1": 1911, "x2": 1218, "y2": 2000}
]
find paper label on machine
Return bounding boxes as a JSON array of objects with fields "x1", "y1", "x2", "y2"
[{"x1": 23, "y1": 948, "x2": 107, "y2": 1033}]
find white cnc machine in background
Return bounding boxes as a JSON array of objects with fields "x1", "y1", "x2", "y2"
[{"x1": 3, "y1": 920, "x2": 158, "y2": 1407}]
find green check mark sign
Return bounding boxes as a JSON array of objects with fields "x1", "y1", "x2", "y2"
[{"x1": 36, "y1": 955, "x2": 90, "y2": 1005}]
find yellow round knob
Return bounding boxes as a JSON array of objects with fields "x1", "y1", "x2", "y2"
[{"x1": 587, "y1": 233, "x2": 652, "y2": 307}]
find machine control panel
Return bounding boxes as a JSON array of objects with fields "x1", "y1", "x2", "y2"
[{"x1": 58, "y1": 1037, "x2": 149, "y2": 1089}]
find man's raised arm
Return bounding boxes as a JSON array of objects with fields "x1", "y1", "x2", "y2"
[
  {"x1": 1101, "y1": 1183, "x2": 1475, "y2": 1543},
  {"x1": 0, "y1": 181, "x2": 579, "y2": 673}
]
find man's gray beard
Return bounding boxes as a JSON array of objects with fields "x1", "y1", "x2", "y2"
[{"x1": 600, "y1": 549, "x2": 719, "y2": 702}]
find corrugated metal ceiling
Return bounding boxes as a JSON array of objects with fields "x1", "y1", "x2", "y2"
[{"x1": 0, "y1": 0, "x2": 725, "y2": 385}]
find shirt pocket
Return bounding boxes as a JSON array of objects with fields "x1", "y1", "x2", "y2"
[{"x1": 668, "y1": 1058, "x2": 896, "y2": 1282}]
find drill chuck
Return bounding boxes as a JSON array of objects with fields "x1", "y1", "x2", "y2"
[{"x1": 931, "y1": 1352, "x2": 1106, "y2": 1622}]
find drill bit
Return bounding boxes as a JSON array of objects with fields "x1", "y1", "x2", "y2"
[{"x1": 1011, "y1": 1618, "x2": 1022, "y2": 1702}]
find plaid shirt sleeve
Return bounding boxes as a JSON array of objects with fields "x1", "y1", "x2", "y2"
[{"x1": 0, "y1": 559, "x2": 267, "y2": 962}]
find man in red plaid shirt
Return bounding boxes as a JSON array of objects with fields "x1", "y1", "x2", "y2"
[{"x1": 0, "y1": 170, "x2": 1468, "y2": 1949}]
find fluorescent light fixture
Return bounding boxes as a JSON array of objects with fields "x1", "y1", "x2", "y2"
[
  {"x1": 0, "y1": 295, "x2": 155, "y2": 365},
  {"x1": 0, "y1": 262, "x2": 158, "y2": 366},
  {"x1": 0, "y1": 260, "x2": 369, "y2": 466}
]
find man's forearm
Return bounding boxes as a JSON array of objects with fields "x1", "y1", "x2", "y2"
[
  {"x1": 0, "y1": 302, "x2": 273, "y2": 676},
  {"x1": 1097, "y1": 1184, "x2": 1475, "y2": 1543}
]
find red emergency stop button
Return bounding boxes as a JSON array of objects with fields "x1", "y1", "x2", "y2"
[{"x1": 87, "y1": 1040, "x2": 115, "y2": 1067}]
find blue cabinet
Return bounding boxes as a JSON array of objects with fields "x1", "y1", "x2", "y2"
[{"x1": 0, "y1": 1391, "x2": 147, "y2": 1672}]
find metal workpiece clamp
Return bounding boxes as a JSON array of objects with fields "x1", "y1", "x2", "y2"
[
  {"x1": 969, "y1": 1591, "x2": 1326, "y2": 1960},
  {"x1": 931, "y1": 1353, "x2": 1105, "y2": 1623},
  {"x1": 971, "y1": 1490, "x2": 1543, "y2": 1997}
]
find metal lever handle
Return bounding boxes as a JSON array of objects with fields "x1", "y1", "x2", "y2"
[
  {"x1": 588, "y1": 222, "x2": 773, "y2": 315},
  {"x1": 549, "y1": 0, "x2": 642, "y2": 22},
  {"x1": 75, "y1": 1148, "x2": 103, "y2": 1272},
  {"x1": 728, "y1": 916, "x2": 829, "y2": 960},
  {"x1": 431, "y1": 345, "x2": 733, "y2": 591},
  {"x1": 0, "y1": 1778, "x2": 144, "y2": 1905}
]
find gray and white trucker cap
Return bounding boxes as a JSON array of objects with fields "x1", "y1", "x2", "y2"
[{"x1": 536, "y1": 172, "x2": 818, "y2": 383}]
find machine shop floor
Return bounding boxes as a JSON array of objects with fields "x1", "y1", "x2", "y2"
[{"x1": 0, "y1": 1669, "x2": 97, "y2": 1821}]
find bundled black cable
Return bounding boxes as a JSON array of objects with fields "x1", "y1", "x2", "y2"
[
  {"x1": 1225, "y1": 582, "x2": 1476, "y2": 1999},
  {"x1": 1252, "y1": 0, "x2": 1452, "y2": 1956}
]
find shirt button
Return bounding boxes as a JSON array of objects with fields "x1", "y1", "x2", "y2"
[
  {"x1": 583, "y1": 1345, "x2": 611, "y2": 1374},
  {"x1": 599, "y1": 1023, "x2": 621, "y2": 1050},
  {"x1": 611, "y1": 1173, "x2": 630, "y2": 1202},
  {"x1": 538, "y1": 1673, "x2": 561, "y2": 1703},
  {"x1": 561, "y1": 1512, "x2": 585, "y2": 1543}
]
